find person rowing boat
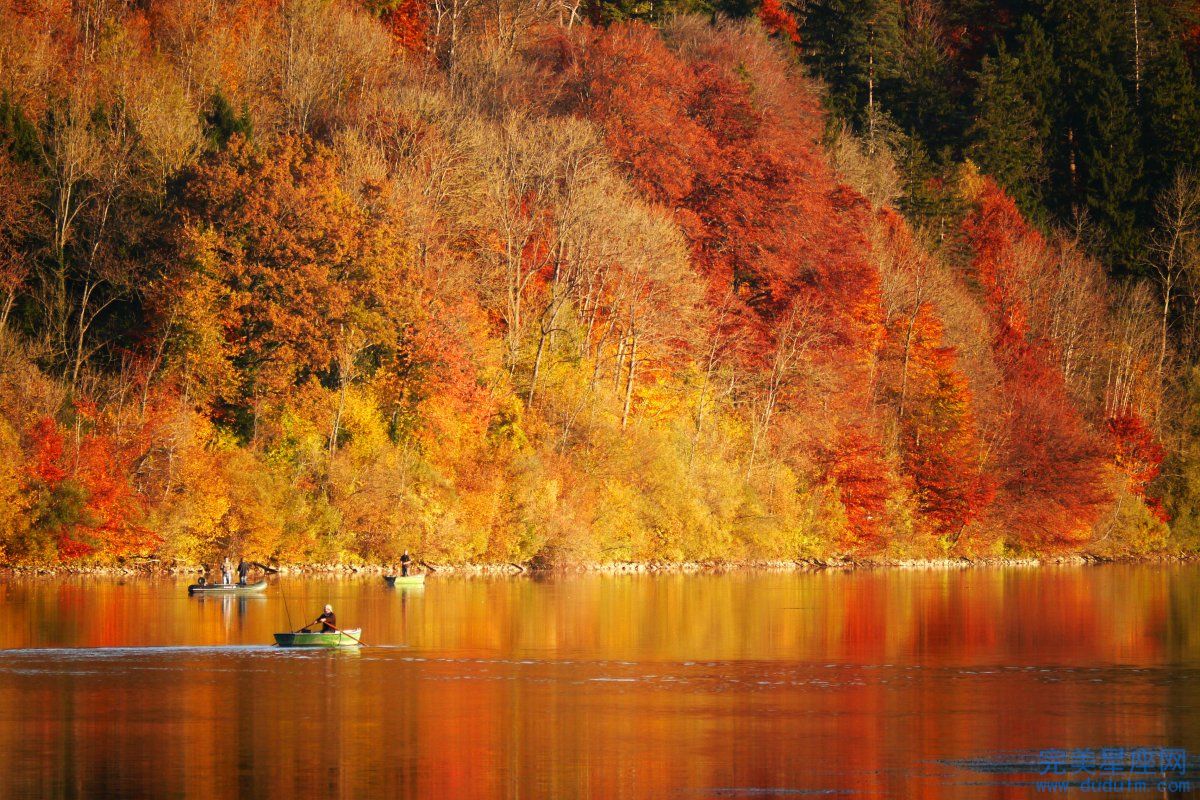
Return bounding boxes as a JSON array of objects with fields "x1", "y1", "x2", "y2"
[
  {"x1": 275, "y1": 604, "x2": 365, "y2": 647},
  {"x1": 300, "y1": 605, "x2": 337, "y2": 633}
]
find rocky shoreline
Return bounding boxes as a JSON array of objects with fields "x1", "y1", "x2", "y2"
[{"x1": 2, "y1": 551, "x2": 1197, "y2": 578}]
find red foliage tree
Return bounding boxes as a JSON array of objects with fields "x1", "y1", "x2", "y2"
[
  {"x1": 1107, "y1": 413, "x2": 1168, "y2": 522},
  {"x1": 825, "y1": 426, "x2": 893, "y2": 547},
  {"x1": 375, "y1": 0, "x2": 428, "y2": 52},
  {"x1": 23, "y1": 413, "x2": 155, "y2": 561},
  {"x1": 758, "y1": 0, "x2": 800, "y2": 44},
  {"x1": 963, "y1": 179, "x2": 1111, "y2": 547},
  {"x1": 540, "y1": 23, "x2": 894, "y2": 544}
]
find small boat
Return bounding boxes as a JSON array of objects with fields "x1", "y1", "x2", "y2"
[
  {"x1": 384, "y1": 574, "x2": 426, "y2": 587},
  {"x1": 274, "y1": 629, "x2": 363, "y2": 648},
  {"x1": 188, "y1": 579, "x2": 269, "y2": 595}
]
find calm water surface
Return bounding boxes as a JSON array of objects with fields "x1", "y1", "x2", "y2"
[{"x1": 1, "y1": 566, "x2": 1199, "y2": 798}]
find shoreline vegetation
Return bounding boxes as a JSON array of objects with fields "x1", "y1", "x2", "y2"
[
  {"x1": 3, "y1": 2, "x2": 1200, "y2": 571},
  {"x1": 6, "y1": 553, "x2": 1198, "y2": 578}
]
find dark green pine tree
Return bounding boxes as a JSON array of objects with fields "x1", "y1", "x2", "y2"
[
  {"x1": 897, "y1": 137, "x2": 965, "y2": 237},
  {"x1": 801, "y1": 0, "x2": 902, "y2": 138},
  {"x1": 0, "y1": 92, "x2": 39, "y2": 165},
  {"x1": 1043, "y1": 0, "x2": 1144, "y2": 269},
  {"x1": 202, "y1": 92, "x2": 254, "y2": 152},
  {"x1": 1012, "y1": 17, "x2": 1060, "y2": 154},
  {"x1": 966, "y1": 43, "x2": 1047, "y2": 215},
  {"x1": 891, "y1": 9, "x2": 964, "y2": 154},
  {"x1": 1143, "y1": 37, "x2": 1200, "y2": 197},
  {"x1": 1078, "y1": 68, "x2": 1145, "y2": 267}
]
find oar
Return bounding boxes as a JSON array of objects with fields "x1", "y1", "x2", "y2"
[{"x1": 320, "y1": 622, "x2": 368, "y2": 647}]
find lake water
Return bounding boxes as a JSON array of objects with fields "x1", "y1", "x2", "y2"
[{"x1": 1, "y1": 566, "x2": 1199, "y2": 798}]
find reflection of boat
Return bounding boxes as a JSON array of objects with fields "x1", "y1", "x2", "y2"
[
  {"x1": 384, "y1": 574, "x2": 426, "y2": 587},
  {"x1": 274, "y1": 629, "x2": 362, "y2": 648},
  {"x1": 187, "y1": 580, "x2": 269, "y2": 595}
]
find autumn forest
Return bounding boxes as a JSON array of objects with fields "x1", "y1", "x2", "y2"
[{"x1": 1, "y1": 0, "x2": 1199, "y2": 567}]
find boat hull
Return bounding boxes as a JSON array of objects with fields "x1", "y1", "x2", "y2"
[
  {"x1": 188, "y1": 580, "x2": 269, "y2": 595},
  {"x1": 384, "y1": 574, "x2": 426, "y2": 586},
  {"x1": 274, "y1": 629, "x2": 362, "y2": 648}
]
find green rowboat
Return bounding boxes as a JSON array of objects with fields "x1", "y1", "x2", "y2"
[
  {"x1": 188, "y1": 579, "x2": 269, "y2": 595},
  {"x1": 273, "y1": 629, "x2": 363, "y2": 648},
  {"x1": 384, "y1": 574, "x2": 426, "y2": 587}
]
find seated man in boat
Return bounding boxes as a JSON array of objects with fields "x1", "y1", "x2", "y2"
[
  {"x1": 315, "y1": 605, "x2": 336, "y2": 632},
  {"x1": 400, "y1": 550, "x2": 412, "y2": 577}
]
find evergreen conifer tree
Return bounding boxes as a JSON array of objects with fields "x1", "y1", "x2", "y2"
[
  {"x1": 1044, "y1": 0, "x2": 1143, "y2": 267},
  {"x1": 1079, "y1": 69, "x2": 1145, "y2": 267},
  {"x1": 203, "y1": 92, "x2": 254, "y2": 152},
  {"x1": 802, "y1": 0, "x2": 903, "y2": 139},
  {"x1": 967, "y1": 43, "x2": 1046, "y2": 214},
  {"x1": 1144, "y1": 38, "x2": 1200, "y2": 198}
]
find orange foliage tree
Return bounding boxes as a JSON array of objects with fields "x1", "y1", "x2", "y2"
[
  {"x1": 894, "y1": 304, "x2": 990, "y2": 535},
  {"x1": 875, "y1": 211, "x2": 990, "y2": 539},
  {"x1": 167, "y1": 135, "x2": 412, "y2": 435}
]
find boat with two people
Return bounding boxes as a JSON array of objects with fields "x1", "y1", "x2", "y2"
[
  {"x1": 188, "y1": 558, "x2": 276, "y2": 595},
  {"x1": 187, "y1": 578, "x2": 269, "y2": 595}
]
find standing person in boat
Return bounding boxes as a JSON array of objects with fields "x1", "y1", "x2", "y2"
[
  {"x1": 237, "y1": 558, "x2": 250, "y2": 586},
  {"x1": 400, "y1": 550, "x2": 412, "y2": 577},
  {"x1": 221, "y1": 558, "x2": 232, "y2": 585}
]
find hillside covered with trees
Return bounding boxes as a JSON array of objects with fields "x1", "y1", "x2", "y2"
[{"x1": 0, "y1": 0, "x2": 1197, "y2": 566}]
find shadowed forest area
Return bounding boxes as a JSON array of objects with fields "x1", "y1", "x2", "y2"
[{"x1": 1, "y1": 0, "x2": 1198, "y2": 566}]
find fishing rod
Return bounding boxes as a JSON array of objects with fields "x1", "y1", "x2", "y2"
[{"x1": 277, "y1": 566, "x2": 294, "y2": 632}]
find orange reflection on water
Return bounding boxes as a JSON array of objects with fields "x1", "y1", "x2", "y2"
[{"x1": 0, "y1": 566, "x2": 1196, "y2": 798}]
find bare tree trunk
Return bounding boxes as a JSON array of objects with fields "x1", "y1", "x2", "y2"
[
  {"x1": 1132, "y1": 0, "x2": 1142, "y2": 105},
  {"x1": 867, "y1": 38, "x2": 877, "y2": 152},
  {"x1": 328, "y1": 326, "x2": 361, "y2": 461},
  {"x1": 688, "y1": 337, "x2": 723, "y2": 472},
  {"x1": 1160, "y1": 284, "x2": 1172, "y2": 384},
  {"x1": 140, "y1": 316, "x2": 174, "y2": 417},
  {"x1": 0, "y1": 288, "x2": 15, "y2": 332},
  {"x1": 329, "y1": 382, "x2": 347, "y2": 459},
  {"x1": 621, "y1": 332, "x2": 637, "y2": 430},
  {"x1": 528, "y1": 325, "x2": 548, "y2": 406},
  {"x1": 613, "y1": 336, "x2": 626, "y2": 394},
  {"x1": 71, "y1": 280, "x2": 96, "y2": 389},
  {"x1": 898, "y1": 303, "x2": 920, "y2": 418}
]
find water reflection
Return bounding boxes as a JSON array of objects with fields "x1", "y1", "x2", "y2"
[{"x1": 0, "y1": 567, "x2": 1197, "y2": 798}]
